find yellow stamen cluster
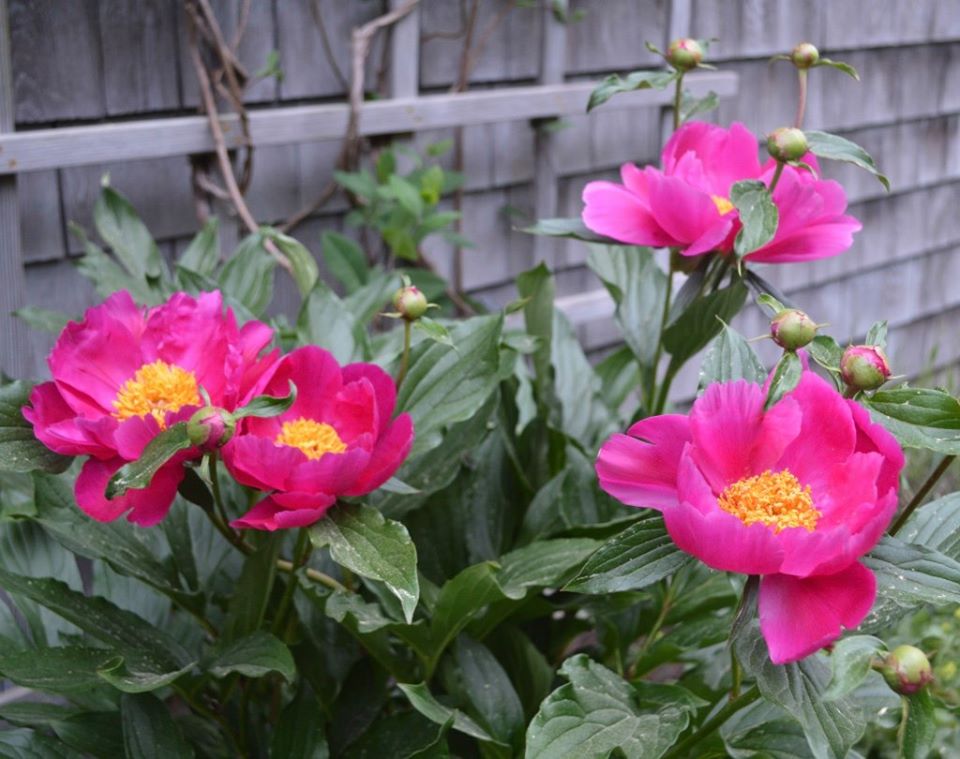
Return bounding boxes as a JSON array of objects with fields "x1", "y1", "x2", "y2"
[
  {"x1": 275, "y1": 418, "x2": 346, "y2": 460},
  {"x1": 712, "y1": 195, "x2": 735, "y2": 215},
  {"x1": 113, "y1": 360, "x2": 200, "y2": 429},
  {"x1": 717, "y1": 469, "x2": 820, "y2": 533}
]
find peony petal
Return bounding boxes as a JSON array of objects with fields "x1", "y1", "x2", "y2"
[
  {"x1": 343, "y1": 413, "x2": 415, "y2": 497},
  {"x1": 689, "y1": 381, "x2": 802, "y2": 492},
  {"x1": 581, "y1": 180, "x2": 675, "y2": 247},
  {"x1": 331, "y1": 377, "x2": 379, "y2": 443},
  {"x1": 848, "y1": 398, "x2": 905, "y2": 498},
  {"x1": 286, "y1": 446, "x2": 372, "y2": 496},
  {"x1": 595, "y1": 414, "x2": 691, "y2": 511},
  {"x1": 75, "y1": 457, "x2": 182, "y2": 526},
  {"x1": 681, "y1": 217, "x2": 736, "y2": 257},
  {"x1": 24, "y1": 382, "x2": 116, "y2": 458},
  {"x1": 222, "y1": 435, "x2": 306, "y2": 491},
  {"x1": 342, "y1": 362, "x2": 399, "y2": 432},
  {"x1": 647, "y1": 173, "x2": 720, "y2": 244},
  {"x1": 759, "y1": 562, "x2": 877, "y2": 664},
  {"x1": 231, "y1": 495, "x2": 335, "y2": 531}
]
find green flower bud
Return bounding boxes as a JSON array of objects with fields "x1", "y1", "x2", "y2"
[
  {"x1": 791, "y1": 42, "x2": 820, "y2": 69},
  {"x1": 767, "y1": 127, "x2": 809, "y2": 163},
  {"x1": 770, "y1": 309, "x2": 817, "y2": 350},
  {"x1": 840, "y1": 345, "x2": 891, "y2": 391},
  {"x1": 881, "y1": 645, "x2": 934, "y2": 695},
  {"x1": 667, "y1": 38, "x2": 703, "y2": 71},
  {"x1": 186, "y1": 407, "x2": 235, "y2": 449},
  {"x1": 392, "y1": 285, "x2": 429, "y2": 321}
]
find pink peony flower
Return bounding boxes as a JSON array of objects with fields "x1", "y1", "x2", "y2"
[
  {"x1": 222, "y1": 346, "x2": 414, "y2": 530},
  {"x1": 581, "y1": 121, "x2": 861, "y2": 263},
  {"x1": 595, "y1": 371, "x2": 903, "y2": 664},
  {"x1": 24, "y1": 290, "x2": 278, "y2": 526}
]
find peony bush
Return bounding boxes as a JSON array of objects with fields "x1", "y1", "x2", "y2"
[{"x1": 0, "y1": 38, "x2": 959, "y2": 758}]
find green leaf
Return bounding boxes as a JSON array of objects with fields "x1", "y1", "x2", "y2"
[
  {"x1": 551, "y1": 310, "x2": 614, "y2": 442},
  {"x1": 233, "y1": 381, "x2": 297, "y2": 419},
  {"x1": 595, "y1": 346, "x2": 642, "y2": 413},
  {"x1": 897, "y1": 491, "x2": 960, "y2": 559},
  {"x1": 806, "y1": 130, "x2": 890, "y2": 190},
  {"x1": 206, "y1": 630, "x2": 295, "y2": 680},
  {"x1": 679, "y1": 89, "x2": 719, "y2": 122},
  {"x1": 565, "y1": 513, "x2": 692, "y2": 593},
  {"x1": 735, "y1": 622, "x2": 866, "y2": 759},
  {"x1": 413, "y1": 316, "x2": 453, "y2": 347},
  {"x1": 824, "y1": 635, "x2": 886, "y2": 700},
  {"x1": 178, "y1": 218, "x2": 220, "y2": 276},
  {"x1": 520, "y1": 217, "x2": 621, "y2": 243},
  {"x1": 0, "y1": 381, "x2": 71, "y2": 473},
  {"x1": 272, "y1": 684, "x2": 330, "y2": 759},
  {"x1": 765, "y1": 351, "x2": 803, "y2": 409},
  {"x1": 730, "y1": 179, "x2": 779, "y2": 258},
  {"x1": 387, "y1": 175, "x2": 425, "y2": 217},
  {"x1": 586, "y1": 244, "x2": 667, "y2": 367},
  {"x1": 0, "y1": 728, "x2": 88, "y2": 758},
  {"x1": 586, "y1": 70, "x2": 678, "y2": 111},
  {"x1": 497, "y1": 538, "x2": 600, "y2": 592},
  {"x1": 866, "y1": 388, "x2": 960, "y2": 429},
  {"x1": 699, "y1": 322, "x2": 768, "y2": 388},
  {"x1": 71, "y1": 222, "x2": 158, "y2": 305},
  {"x1": 861, "y1": 535, "x2": 960, "y2": 631},
  {"x1": 814, "y1": 58, "x2": 860, "y2": 80},
  {"x1": 309, "y1": 504, "x2": 420, "y2": 623},
  {"x1": 442, "y1": 636, "x2": 525, "y2": 750},
  {"x1": 865, "y1": 406, "x2": 960, "y2": 455},
  {"x1": 94, "y1": 186, "x2": 163, "y2": 280},
  {"x1": 900, "y1": 690, "x2": 937, "y2": 759},
  {"x1": 343, "y1": 711, "x2": 449, "y2": 759},
  {"x1": 334, "y1": 169, "x2": 378, "y2": 200},
  {"x1": 865, "y1": 320, "x2": 888, "y2": 348},
  {"x1": 756, "y1": 292, "x2": 786, "y2": 314},
  {"x1": 222, "y1": 534, "x2": 280, "y2": 642},
  {"x1": 265, "y1": 228, "x2": 320, "y2": 297},
  {"x1": 808, "y1": 334, "x2": 844, "y2": 372},
  {"x1": 344, "y1": 270, "x2": 400, "y2": 326},
  {"x1": 219, "y1": 232, "x2": 276, "y2": 315},
  {"x1": 14, "y1": 306, "x2": 71, "y2": 334},
  {"x1": 398, "y1": 682, "x2": 501, "y2": 744},
  {"x1": 97, "y1": 657, "x2": 195, "y2": 694},
  {"x1": 321, "y1": 231, "x2": 368, "y2": 293},
  {"x1": 0, "y1": 646, "x2": 115, "y2": 694},
  {"x1": 525, "y1": 654, "x2": 693, "y2": 758},
  {"x1": 298, "y1": 279, "x2": 367, "y2": 363},
  {"x1": 120, "y1": 693, "x2": 193, "y2": 759},
  {"x1": 663, "y1": 280, "x2": 749, "y2": 367},
  {"x1": 105, "y1": 422, "x2": 192, "y2": 498},
  {"x1": 396, "y1": 314, "x2": 503, "y2": 457},
  {"x1": 0, "y1": 704, "x2": 124, "y2": 758}
]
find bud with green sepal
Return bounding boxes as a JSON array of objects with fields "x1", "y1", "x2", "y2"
[
  {"x1": 840, "y1": 345, "x2": 892, "y2": 392},
  {"x1": 666, "y1": 38, "x2": 703, "y2": 71},
  {"x1": 186, "y1": 406, "x2": 236, "y2": 450},
  {"x1": 770, "y1": 308, "x2": 818, "y2": 351},
  {"x1": 767, "y1": 127, "x2": 809, "y2": 163},
  {"x1": 393, "y1": 285, "x2": 429, "y2": 321},
  {"x1": 880, "y1": 645, "x2": 934, "y2": 695},
  {"x1": 790, "y1": 42, "x2": 819, "y2": 69}
]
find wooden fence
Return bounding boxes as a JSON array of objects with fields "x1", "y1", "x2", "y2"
[{"x1": 2, "y1": 0, "x2": 959, "y2": 399}]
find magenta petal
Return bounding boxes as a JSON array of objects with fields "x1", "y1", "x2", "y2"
[
  {"x1": 222, "y1": 435, "x2": 306, "y2": 491},
  {"x1": 331, "y1": 378, "x2": 379, "y2": 443},
  {"x1": 595, "y1": 414, "x2": 691, "y2": 511},
  {"x1": 759, "y1": 563, "x2": 877, "y2": 664},
  {"x1": 231, "y1": 496, "x2": 334, "y2": 531},
  {"x1": 342, "y1": 363, "x2": 398, "y2": 431},
  {"x1": 24, "y1": 382, "x2": 115, "y2": 458},
  {"x1": 581, "y1": 181, "x2": 674, "y2": 247},
  {"x1": 286, "y1": 447, "x2": 372, "y2": 495},
  {"x1": 75, "y1": 457, "x2": 182, "y2": 526},
  {"x1": 343, "y1": 413, "x2": 414, "y2": 497},
  {"x1": 648, "y1": 174, "x2": 719, "y2": 244}
]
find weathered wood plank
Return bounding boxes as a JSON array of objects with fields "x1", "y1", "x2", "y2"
[
  {"x1": 565, "y1": 0, "x2": 668, "y2": 74},
  {"x1": 9, "y1": 0, "x2": 104, "y2": 124},
  {"x1": 19, "y1": 170, "x2": 64, "y2": 263},
  {"x1": 690, "y1": 0, "x2": 823, "y2": 60},
  {"x1": 389, "y1": 0, "x2": 420, "y2": 97},
  {"x1": 98, "y1": 0, "x2": 181, "y2": 115},
  {"x1": 0, "y1": 72, "x2": 737, "y2": 174},
  {"x1": 823, "y1": 0, "x2": 960, "y2": 50}
]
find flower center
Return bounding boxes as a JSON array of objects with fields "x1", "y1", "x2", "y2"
[
  {"x1": 276, "y1": 418, "x2": 346, "y2": 460},
  {"x1": 717, "y1": 469, "x2": 820, "y2": 533},
  {"x1": 712, "y1": 195, "x2": 735, "y2": 215},
  {"x1": 113, "y1": 360, "x2": 200, "y2": 429}
]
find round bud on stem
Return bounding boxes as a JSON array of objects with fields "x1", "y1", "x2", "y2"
[
  {"x1": 392, "y1": 285, "x2": 429, "y2": 321},
  {"x1": 770, "y1": 309, "x2": 817, "y2": 350},
  {"x1": 840, "y1": 345, "x2": 891, "y2": 391},
  {"x1": 186, "y1": 407, "x2": 235, "y2": 449},
  {"x1": 881, "y1": 645, "x2": 934, "y2": 695},
  {"x1": 667, "y1": 38, "x2": 703, "y2": 71},
  {"x1": 767, "y1": 127, "x2": 809, "y2": 163},
  {"x1": 791, "y1": 42, "x2": 820, "y2": 69}
]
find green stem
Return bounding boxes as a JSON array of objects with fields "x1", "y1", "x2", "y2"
[
  {"x1": 730, "y1": 648, "x2": 742, "y2": 700},
  {"x1": 890, "y1": 455, "x2": 957, "y2": 535},
  {"x1": 271, "y1": 529, "x2": 312, "y2": 636},
  {"x1": 652, "y1": 362, "x2": 680, "y2": 415},
  {"x1": 396, "y1": 320, "x2": 412, "y2": 388},
  {"x1": 632, "y1": 579, "x2": 675, "y2": 670},
  {"x1": 794, "y1": 69, "x2": 808, "y2": 128},
  {"x1": 173, "y1": 683, "x2": 243, "y2": 757},
  {"x1": 662, "y1": 685, "x2": 760, "y2": 759},
  {"x1": 646, "y1": 263, "x2": 675, "y2": 413},
  {"x1": 673, "y1": 72, "x2": 685, "y2": 130},
  {"x1": 275, "y1": 559, "x2": 347, "y2": 593},
  {"x1": 768, "y1": 161, "x2": 785, "y2": 193}
]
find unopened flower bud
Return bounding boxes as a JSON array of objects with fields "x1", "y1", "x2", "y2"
[
  {"x1": 881, "y1": 645, "x2": 934, "y2": 695},
  {"x1": 392, "y1": 286, "x2": 429, "y2": 321},
  {"x1": 187, "y1": 407, "x2": 235, "y2": 449},
  {"x1": 770, "y1": 309, "x2": 817, "y2": 350},
  {"x1": 767, "y1": 127, "x2": 809, "y2": 163},
  {"x1": 840, "y1": 345, "x2": 891, "y2": 391},
  {"x1": 791, "y1": 42, "x2": 820, "y2": 69},
  {"x1": 667, "y1": 38, "x2": 703, "y2": 71}
]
